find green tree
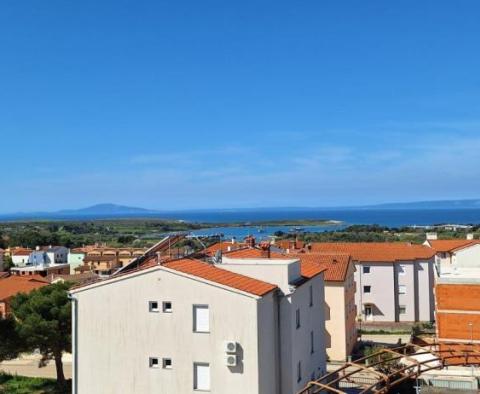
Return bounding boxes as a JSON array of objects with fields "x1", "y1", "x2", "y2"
[
  {"x1": 0, "y1": 317, "x2": 23, "y2": 361},
  {"x1": 10, "y1": 283, "x2": 72, "y2": 386}
]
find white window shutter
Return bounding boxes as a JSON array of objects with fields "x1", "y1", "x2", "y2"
[
  {"x1": 194, "y1": 363, "x2": 210, "y2": 390},
  {"x1": 194, "y1": 306, "x2": 209, "y2": 332}
]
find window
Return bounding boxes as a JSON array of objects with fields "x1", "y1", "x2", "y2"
[
  {"x1": 398, "y1": 265, "x2": 406, "y2": 275},
  {"x1": 398, "y1": 285, "x2": 407, "y2": 294},
  {"x1": 310, "y1": 331, "x2": 314, "y2": 354},
  {"x1": 363, "y1": 266, "x2": 370, "y2": 274},
  {"x1": 297, "y1": 361, "x2": 302, "y2": 383},
  {"x1": 163, "y1": 358, "x2": 172, "y2": 369},
  {"x1": 363, "y1": 285, "x2": 371, "y2": 293},
  {"x1": 193, "y1": 305, "x2": 210, "y2": 333},
  {"x1": 309, "y1": 286, "x2": 313, "y2": 307},
  {"x1": 194, "y1": 363, "x2": 210, "y2": 391},
  {"x1": 149, "y1": 301, "x2": 159, "y2": 312},
  {"x1": 163, "y1": 301, "x2": 173, "y2": 313},
  {"x1": 296, "y1": 308, "x2": 301, "y2": 329},
  {"x1": 149, "y1": 357, "x2": 159, "y2": 368},
  {"x1": 399, "y1": 306, "x2": 406, "y2": 315}
]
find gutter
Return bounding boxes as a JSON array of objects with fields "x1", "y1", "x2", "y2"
[{"x1": 68, "y1": 294, "x2": 78, "y2": 394}]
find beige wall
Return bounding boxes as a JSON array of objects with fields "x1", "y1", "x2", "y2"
[
  {"x1": 72, "y1": 267, "x2": 272, "y2": 394},
  {"x1": 324, "y1": 262, "x2": 356, "y2": 361}
]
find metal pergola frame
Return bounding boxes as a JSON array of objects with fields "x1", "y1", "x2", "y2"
[{"x1": 297, "y1": 342, "x2": 480, "y2": 394}]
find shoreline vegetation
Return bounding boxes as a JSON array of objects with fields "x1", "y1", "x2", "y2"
[{"x1": 0, "y1": 219, "x2": 478, "y2": 250}]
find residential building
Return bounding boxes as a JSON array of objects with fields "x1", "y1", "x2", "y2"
[
  {"x1": 10, "y1": 248, "x2": 33, "y2": 267},
  {"x1": 10, "y1": 264, "x2": 70, "y2": 277},
  {"x1": 70, "y1": 252, "x2": 327, "y2": 394},
  {"x1": 223, "y1": 245, "x2": 356, "y2": 361},
  {"x1": 298, "y1": 242, "x2": 436, "y2": 323},
  {"x1": 0, "y1": 274, "x2": 49, "y2": 318},
  {"x1": 75, "y1": 247, "x2": 147, "y2": 276},
  {"x1": 424, "y1": 237, "x2": 480, "y2": 276},
  {"x1": 68, "y1": 248, "x2": 91, "y2": 274}
]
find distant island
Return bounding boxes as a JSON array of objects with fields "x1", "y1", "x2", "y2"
[{"x1": 1, "y1": 199, "x2": 480, "y2": 222}]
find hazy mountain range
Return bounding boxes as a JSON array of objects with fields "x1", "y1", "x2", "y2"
[{"x1": 1, "y1": 199, "x2": 480, "y2": 220}]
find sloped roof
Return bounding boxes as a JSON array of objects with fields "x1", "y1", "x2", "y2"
[
  {"x1": 295, "y1": 253, "x2": 352, "y2": 282},
  {"x1": 223, "y1": 247, "x2": 290, "y2": 259},
  {"x1": 163, "y1": 259, "x2": 277, "y2": 296},
  {"x1": 307, "y1": 242, "x2": 435, "y2": 262},
  {"x1": 203, "y1": 241, "x2": 247, "y2": 256},
  {"x1": 223, "y1": 247, "x2": 339, "y2": 281},
  {"x1": 72, "y1": 257, "x2": 277, "y2": 297},
  {"x1": 428, "y1": 239, "x2": 480, "y2": 253},
  {"x1": 0, "y1": 275, "x2": 49, "y2": 301}
]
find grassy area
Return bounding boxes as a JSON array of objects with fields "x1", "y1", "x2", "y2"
[{"x1": 0, "y1": 373, "x2": 70, "y2": 394}]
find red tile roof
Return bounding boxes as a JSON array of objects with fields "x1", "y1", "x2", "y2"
[
  {"x1": 163, "y1": 259, "x2": 277, "y2": 296},
  {"x1": 295, "y1": 253, "x2": 352, "y2": 282},
  {"x1": 224, "y1": 247, "x2": 348, "y2": 282},
  {"x1": 223, "y1": 247, "x2": 290, "y2": 259},
  {"x1": 427, "y1": 239, "x2": 480, "y2": 253},
  {"x1": 203, "y1": 241, "x2": 246, "y2": 257},
  {"x1": 306, "y1": 242, "x2": 435, "y2": 262},
  {"x1": 12, "y1": 249, "x2": 32, "y2": 256},
  {"x1": 0, "y1": 275, "x2": 49, "y2": 301},
  {"x1": 72, "y1": 257, "x2": 277, "y2": 297}
]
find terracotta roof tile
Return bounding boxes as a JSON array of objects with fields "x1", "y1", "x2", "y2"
[
  {"x1": 163, "y1": 259, "x2": 277, "y2": 296},
  {"x1": 72, "y1": 257, "x2": 277, "y2": 297},
  {"x1": 306, "y1": 242, "x2": 435, "y2": 262},
  {"x1": 203, "y1": 241, "x2": 246, "y2": 256},
  {"x1": 428, "y1": 239, "x2": 480, "y2": 253},
  {"x1": 224, "y1": 247, "x2": 349, "y2": 282},
  {"x1": 295, "y1": 253, "x2": 352, "y2": 282},
  {"x1": 0, "y1": 275, "x2": 49, "y2": 301}
]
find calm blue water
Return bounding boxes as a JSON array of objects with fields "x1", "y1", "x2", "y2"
[
  {"x1": 158, "y1": 208, "x2": 480, "y2": 226},
  {"x1": 181, "y1": 208, "x2": 480, "y2": 238},
  {"x1": 2, "y1": 209, "x2": 480, "y2": 239}
]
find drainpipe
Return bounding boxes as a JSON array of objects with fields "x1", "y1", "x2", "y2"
[
  {"x1": 68, "y1": 294, "x2": 78, "y2": 394},
  {"x1": 275, "y1": 290, "x2": 282, "y2": 394}
]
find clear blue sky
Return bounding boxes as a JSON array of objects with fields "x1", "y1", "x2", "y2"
[{"x1": 1, "y1": 0, "x2": 480, "y2": 212}]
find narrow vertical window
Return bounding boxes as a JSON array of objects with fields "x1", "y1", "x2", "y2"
[
  {"x1": 194, "y1": 363, "x2": 210, "y2": 391},
  {"x1": 193, "y1": 305, "x2": 210, "y2": 333},
  {"x1": 309, "y1": 285, "x2": 313, "y2": 307},
  {"x1": 297, "y1": 361, "x2": 302, "y2": 382},
  {"x1": 296, "y1": 308, "x2": 301, "y2": 329}
]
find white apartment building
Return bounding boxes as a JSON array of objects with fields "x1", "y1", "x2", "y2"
[
  {"x1": 223, "y1": 246, "x2": 356, "y2": 362},
  {"x1": 70, "y1": 256, "x2": 327, "y2": 394},
  {"x1": 424, "y1": 237, "x2": 480, "y2": 276},
  {"x1": 310, "y1": 243, "x2": 436, "y2": 323}
]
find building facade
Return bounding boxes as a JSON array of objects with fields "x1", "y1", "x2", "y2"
[
  {"x1": 70, "y1": 256, "x2": 327, "y2": 394},
  {"x1": 307, "y1": 243, "x2": 436, "y2": 323}
]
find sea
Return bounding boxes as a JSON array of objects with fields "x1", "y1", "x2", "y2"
[{"x1": 2, "y1": 208, "x2": 480, "y2": 240}]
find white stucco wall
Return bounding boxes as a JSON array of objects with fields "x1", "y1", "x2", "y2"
[
  {"x1": 453, "y1": 244, "x2": 480, "y2": 268},
  {"x1": 72, "y1": 267, "x2": 273, "y2": 394}
]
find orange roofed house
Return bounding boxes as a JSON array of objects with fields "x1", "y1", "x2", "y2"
[
  {"x1": 287, "y1": 242, "x2": 436, "y2": 323},
  {"x1": 223, "y1": 245, "x2": 357, "y2": 362},
  {"x1": 70, "y1": 240, "x2": 328, "y2": 394},
  {"x1": 0, "y1": 274, "x2": 49, "y2": 318}
]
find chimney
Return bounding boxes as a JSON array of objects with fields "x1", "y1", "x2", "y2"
[
  {"x1": 231, "y1": 237, "x2": 236, "y2": 244},
  {"x1": 426, "y1": 232, "x2": 438, "y2": 241},
  {"x1": 467, "y1": 233, "x2": 475, "y2": 240},
  {"x1": 36, "y1": 246, "x2": 40, "y2": 251},
  {"x1": 156, "y1": 251, "x2": 162, "y2": 265},
  {"x1": 245, "y1": 236, "x2": 255, "y2": 248},
  {"x1": 259, "y1": 241, "x2": 271, "y2": 258}
]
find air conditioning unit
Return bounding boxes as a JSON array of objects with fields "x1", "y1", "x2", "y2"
[
  {"x1": 225, "y1": 354, "x2": 237, "y2": 367},
  {"x1": 224, "y1": 341, "x2": 237, "y2": 353}
]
